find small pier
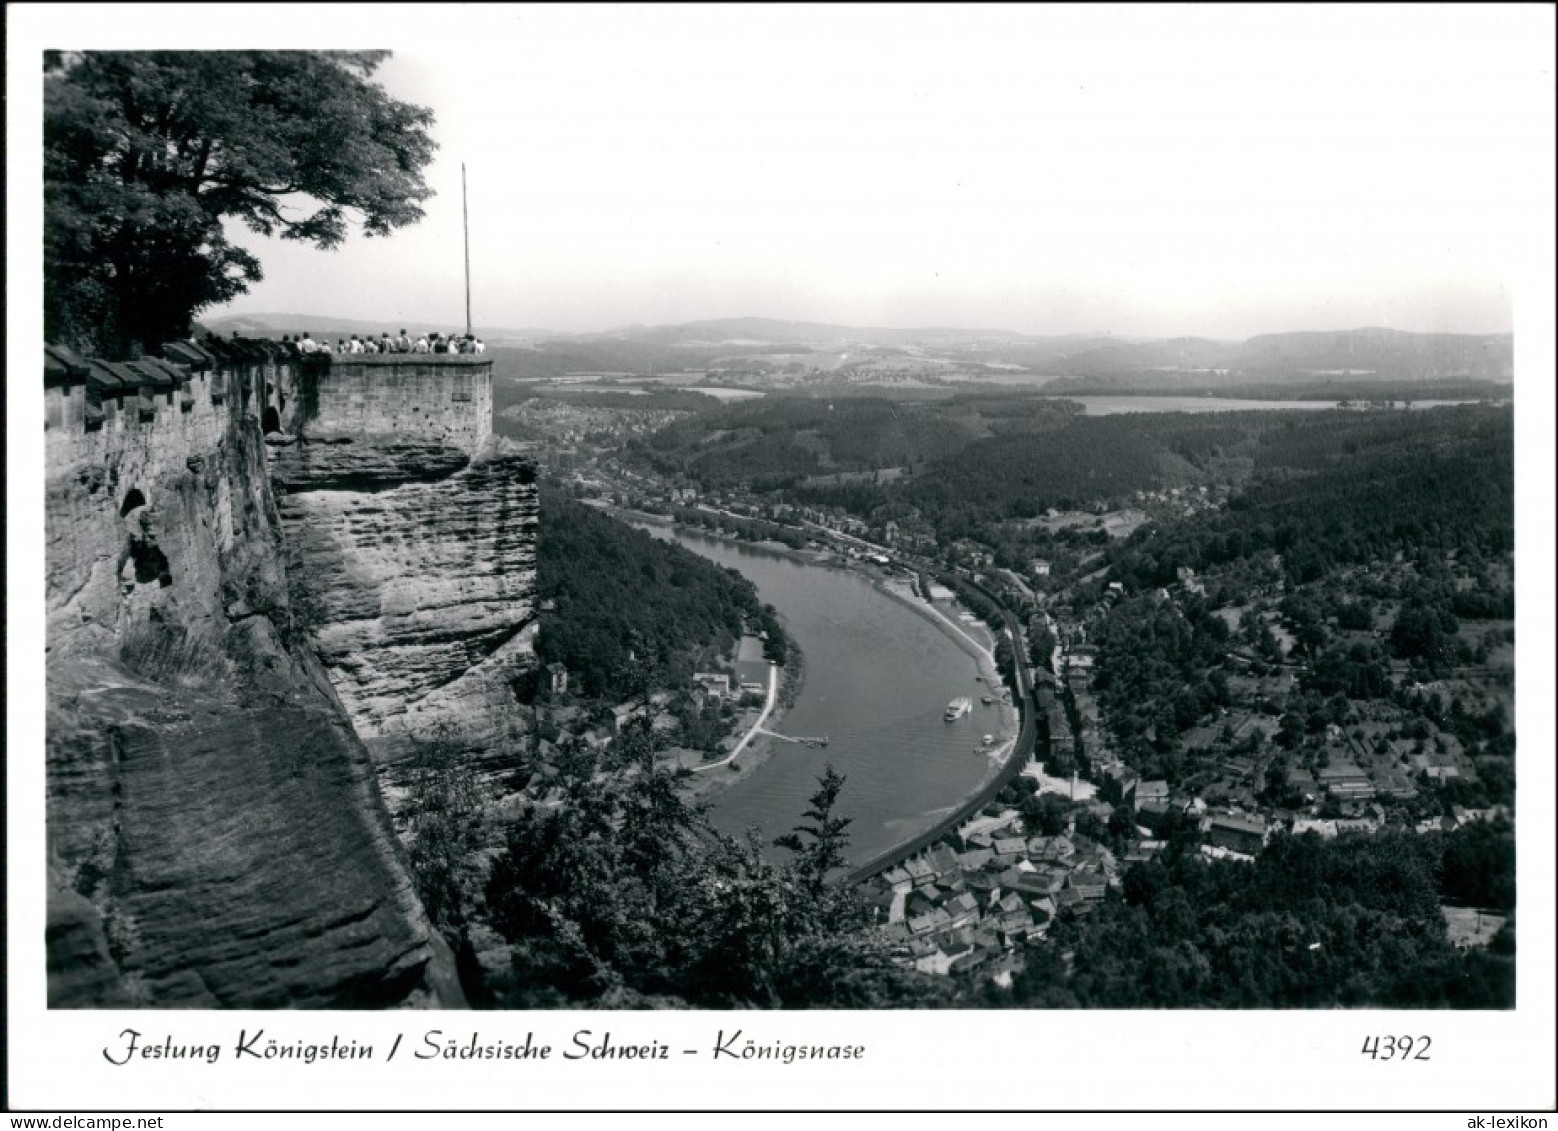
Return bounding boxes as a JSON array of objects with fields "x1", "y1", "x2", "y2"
[{"x1": 756, "y1": 728, "x2": 830, "y2": 749}]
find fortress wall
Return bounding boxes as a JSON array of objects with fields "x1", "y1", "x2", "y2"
[
  {"x1": 303, "y1": 357, "x2": 493, "y2": 454},
  {"x1": 44, "y1": 381, "x2": 88, "y2": 433},
  {"x1": 44, "y1": 347, "x2": 493, "y2": 507},
  {"x1": 45, "y1": 372, "x2": 228, "y2": 480},
  {"x1": 44, "y1": 364, "x2": 254, "y2": 658}
]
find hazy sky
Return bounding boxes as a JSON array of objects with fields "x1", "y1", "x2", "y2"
[{"x1": 16, "y1": 5, "x2": 1556, "y2": 338}]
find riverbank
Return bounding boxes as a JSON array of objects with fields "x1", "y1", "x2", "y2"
[
  {"x1": 607, "y1": 504, "x2": 836, "y2": 569},
  {"x1": 690, "y1": 663, "x2": 777, "y2": 768},
  {"x1": 834, "y1": 575, "x2": 1030, "y2": 881},
  {"x1": 679, "y1": 667, "x2": 792, "y2": 806},
  {"x1": 646, "y1": 516, "x2": 1016, "y2": 747},
  {"x1": 680, "y1": 557, "x2": 1023, "y2": 835},
  {"x1": 632, "y1": 514, "x2": 1026, "y2": 867},
  {"x1": 606, "y1": 507, "x2": 811, "y2": 804},
  {"x1": 871, "y1": 574, "x2": 1019, "y2": 751},
  {"x1": 681, "y1": 634, "x2": 811, "y2": 805},
  {"x1": 874, "y1": 575, "x2": 996, "y2": 664}
]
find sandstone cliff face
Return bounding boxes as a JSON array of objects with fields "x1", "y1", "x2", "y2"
[
  {"x1": 270, "y1": 439, "x2": 539, "y2": 763},
  {"x1": 46, "y1": 395, "x2": 459, "y2": 1008}
]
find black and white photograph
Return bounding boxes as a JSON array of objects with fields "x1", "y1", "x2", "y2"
[{"x1": 8, "y1": 3, "x2": 1555, "y2": 1115}]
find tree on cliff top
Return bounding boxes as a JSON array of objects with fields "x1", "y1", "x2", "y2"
[{"x1": 44, "y1": 51, "x2": 436, "y2": 357}]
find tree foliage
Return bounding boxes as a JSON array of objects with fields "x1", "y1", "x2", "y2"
[
  {"x1": 482, "y1": 744, "x2": 935, "y2": 1008},
  {"x1": 772, "y1": 764, "x2": 852, "y2": 899},
  {"x1": 45, "y1": 50, "x2": 436, "y2": 355},
  {"x1": 1104, "y1": 408, "x2": 1513, "y2": 592},
  {"x1": 400, "y1": 727, "x2": 491, "y2": 937},
  {"x1": 536, "y1": 489, "x2": 781, "y2": 699}
]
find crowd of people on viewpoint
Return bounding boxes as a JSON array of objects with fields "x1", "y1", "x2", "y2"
[{"x1": 283, "y1": 329, "x2": 486, "y2": 356}]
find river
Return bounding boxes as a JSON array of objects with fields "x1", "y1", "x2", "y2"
[{"x1": 632, "y1": 524, "x2": 1011, "y2": 866}]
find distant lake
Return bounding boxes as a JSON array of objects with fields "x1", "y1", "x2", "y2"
[
  {"x1": 681, "y1": 386, "x2": 766, "y2": 401},
  {"x1": 544, "y1": 384, "x2": 649, "y2": 395},
  {"x1": 1069, "y1": 396, "x2": 1480, "y2": 415},
  {"x1": 632, "y1": 524, "x2": 1008, "y2": 865}
]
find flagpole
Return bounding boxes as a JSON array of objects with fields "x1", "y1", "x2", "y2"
[{"x1": 462, "y1": 162, "x2": 472, "y2": 338}]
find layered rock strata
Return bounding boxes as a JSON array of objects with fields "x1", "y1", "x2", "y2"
[
  {"x1": 45, "y1": 359, "x2": 459, "y2": 1008},
  {"x1": 270, "y1": 439, "x2": 539, "y2": 763}
]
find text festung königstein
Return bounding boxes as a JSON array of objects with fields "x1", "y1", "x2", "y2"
[{"x1": 101, "y1": 1028, "x2": 868, "y2": 1066}]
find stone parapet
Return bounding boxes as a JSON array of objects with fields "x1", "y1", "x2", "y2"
[{"x1": 293, "y1": 354, "x2": 493, "y2": 454}]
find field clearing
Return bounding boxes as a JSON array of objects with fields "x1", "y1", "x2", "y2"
[
  {"x1": 1214, "y1": 606, "x2": 1247, "y2": 633},
  {"x1": 1023, "y1": 507, "x2": 1150, "y2": 538},
  {"x1": 1442, "y1": 906, "x2": 1506, "y2": 949},
  {"x1": 800, "y1": 467, "x2": 908, "y2": 488},
  {"x1": 1458, "y1": 619, "x2": 1515, "y2": 665}
]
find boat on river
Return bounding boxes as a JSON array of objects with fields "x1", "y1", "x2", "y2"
[{"x1": 945, "y1": 696, "x2": 973, "y2": 721}]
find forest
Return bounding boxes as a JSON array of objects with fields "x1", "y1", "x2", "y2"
[
  {"x1": 666, "y1": 504, "x2": 810, "y2": 553},
  {"x1": 628, "y1": 392, "x2": 1084, "y2": 492},
  {"x1": 631, "y1": 399, "x2": 1513, "y2": 580},
  {"x1": 412, "y1": 726, "x2": 1514, "y2": 1007},
  {"x1": 628, "y1": 392, "x2": 1261, "y2": 520},
  {"x1": 897, "y1": 413, "x2": 1207, "y2": 531},
  {"x1": 886, "y1": 405, "x2": 1510, "y2": 545},
  {"x1": 534, "y1": 489, "x2": 778, "y2": 698}
]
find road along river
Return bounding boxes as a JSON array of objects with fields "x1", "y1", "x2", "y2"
[{"x1": 631, "y1": 522, "x2": 1016, "y2": 867}]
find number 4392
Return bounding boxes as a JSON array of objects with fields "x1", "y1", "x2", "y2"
[{"x1": 1361, "y1": 1035, "x2": 1431, "y2": 1060}]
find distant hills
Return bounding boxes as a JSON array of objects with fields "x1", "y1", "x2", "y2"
[
  {"x1": 1228, "y1": 327, "x2": 1513, "y2": 379},
  {"x1": 583, "y1": 316, "x2": 1044, "y2": 348},
  {"x1": 199, "y1": 312, "x2": 1513, "y2": 386}
]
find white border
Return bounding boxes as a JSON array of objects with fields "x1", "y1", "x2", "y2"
[{"x1": 8, "y1": 4, "x2": 1555, "y2": 1114}]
